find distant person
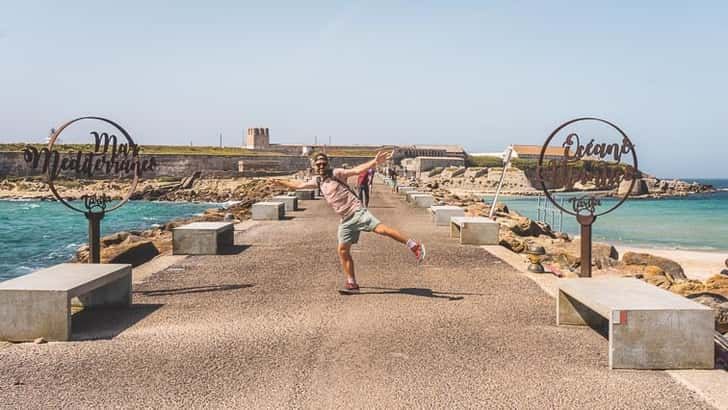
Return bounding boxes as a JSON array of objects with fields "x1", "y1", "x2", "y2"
[
  {"x1": 721, "y1": 258, "x2": 728, "y2": 276},
  {"x1": 388, "y1": 167, "x2": 398, "y2": 192},
  {"x1": 273, "y1": 151, "x2": 425, "y2": 292},
  {"x1": 357, "y1": 167, "x2": 374, "y2": 207}
]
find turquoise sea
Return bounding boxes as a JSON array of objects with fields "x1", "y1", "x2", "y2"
[
  {"x1": 0, "y1": 200, "x2": 216, "y2": 282},
  {"x1": 485, "y1": 178, "x2": 728, "y2": 252},
  {"x1": 2, "y1": 179, "x2": 727, "y2": 283}
]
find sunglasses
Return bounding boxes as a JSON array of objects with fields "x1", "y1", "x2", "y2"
[{"x1": 315, "y1": 162, "x2": 328, "y2": 167}]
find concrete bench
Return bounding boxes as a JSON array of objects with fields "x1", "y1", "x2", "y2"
[
  {"x1": 430, "y1": 205, "x2": 465, "y2": 226},
  {"x1": 293, "y1": 189, "x2": 316, "y2": 200},
  {"x1": 0, "y1": 263, "x2": 131, "y2": 341},
  {"x1": 404, "y1": 191, "x2": 423, "y2": 202},
  {"x1": 397, "y1": 186, "x2": 416, "y2": 194},
  {"x1": 558, "y1": 278, "x2": 714, "y2": 369},
  {"x1": 272, "y1": 195, "x2": 298, "y2": 212},
  {"x1": 252, "y1": 201, "x2": 285, "y2": 220},
  {"x1": 450, "y1": 216, "x2": 499, "y2": 245},
  {"x1": 173, "y1": 222, "x2": 234, "y2": 255},
  {"x1": 410, "y1": 193, "x2": 434, "y2": 208}
]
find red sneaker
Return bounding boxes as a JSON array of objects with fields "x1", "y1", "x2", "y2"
[
  {"x1": 343, "y1": 282, "x2": 360, "y2": 291},
  {"x1": 410, "y1": 241, "x2": 426, "y2": 263}
]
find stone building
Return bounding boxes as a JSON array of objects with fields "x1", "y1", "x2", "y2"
[
  {"x1": 246, "y1": 128, "x2": 270, "y2": 150},
  {"x1": 510, "y1": 145, "x2": 568, "y2": 161}
]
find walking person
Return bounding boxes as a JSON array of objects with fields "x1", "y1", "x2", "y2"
[
  {"x1": 357, "y1": 167, "x2": 374, "y2": 208},
  {"x1": 273, "y1": 151, "x2": 426, "y2": 292},
  {"x1": 388, "y1": 167, "x2": 398, "y2": 192}
]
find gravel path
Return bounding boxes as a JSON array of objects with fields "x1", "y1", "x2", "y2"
[{"x1": 0, "y1": 183, "x2": 713, "y2": 409}]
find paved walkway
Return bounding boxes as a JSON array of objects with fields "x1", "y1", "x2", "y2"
[{"x1": 0, "y1": 184, "x2": 714, "y2": 409}]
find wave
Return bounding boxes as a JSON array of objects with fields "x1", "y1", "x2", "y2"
[
  {"x1": 0, "y1": 198, "x2": 41, "y2": 202},
  {"x1": 218, "y1": 200, "x2": 241, "y2": 209}
]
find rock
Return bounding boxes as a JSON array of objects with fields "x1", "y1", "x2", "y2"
[
  {"x1": 554, "y1": 232, "x2": 570, "y2": 241},
  {"x1": 544, "y1": 253, "x2": 580, "y2": 273},
  {"x1": 669, "y1": 280, "x2": 707, "y2": 296},
  {"x1": 510, "y1": 217, "x2": 555, "y2": 238},
  {"x1": 622, "y1": 252, "x2": 686, "y2": 281},
  {"x1": 644, "y1": 274, "x2": 673, "y2": 289},
  {"x1": 101, "y1": 231, "x2": 131, "y2": 247},
  {"x1": 644, "y1": 265, "x2": 665, "y2": 276},
  {"x1": 574, "y1": 181, "x2": 597, "y2": 190},
  {"x1": 546, "y1": 240, "x2": 618, "y2": 269},
  {"x1": 705, "y1": 274, "x2": 728, "y2": 293},
  {"x1": 33, "y1": 337, "x2": 47, "y2": 344},
  {"x1": 686, "y1": 293, "x2": 728, "y2": 334},
  {"x1": 618, "y1": 179, "x2": 648, "y2": 196},
  {"x1": 107, "y1": 240, "x2": 160, "y2": 267},
  {"x1": 499, "y1": 231, "x2": 526, "y2": 253},
  {"x1": 180, "y1": 171, "x2": 202, "y2": 189}
]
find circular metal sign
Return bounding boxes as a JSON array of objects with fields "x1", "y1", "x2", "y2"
[
  {"x1": 536, "y1": 117, "x2": 639, "y2": 218},
  {"x1": 21, "y1": 116, "x2": 154, "y2": 214}
]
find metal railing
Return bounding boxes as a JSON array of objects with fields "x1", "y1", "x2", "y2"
[{"x1": 536, "y1": 194, "x2": 566, "y2": 233}]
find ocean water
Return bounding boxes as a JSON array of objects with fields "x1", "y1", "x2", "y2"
[
  {"x1": 485, "y1": 178, "x2": 728, "y2": 252},
  {"x1": 0, "y1": 200, "x2": 216, "y2": 282}
]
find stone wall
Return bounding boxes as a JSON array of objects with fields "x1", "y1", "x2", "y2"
[
  {"x1": 414, "y1": 156, "x2": 465, "y2": 173},
  {"x1": 486, "y1": 168, "x2": 536, "y2": 191},
  {"x1": 0, "y1": 152, "x2": 371, "y2": 179}
]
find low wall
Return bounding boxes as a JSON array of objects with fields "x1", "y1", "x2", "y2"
[
  {"x1": 415, "y1": 156, "x2": 465, "y2": 173},
  {"x1": 0, "y1": 152, "x2": 372, "y2": 179}
]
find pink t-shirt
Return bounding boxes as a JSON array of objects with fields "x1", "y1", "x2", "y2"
[{"x1": 300, "y1": 168, "x2": 362, "y2": 219}]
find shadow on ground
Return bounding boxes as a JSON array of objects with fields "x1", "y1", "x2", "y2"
[
  {"x1": 71, "y1": 303, "x2": 163, "y2": 341},
  {"x1": 339, "y1": 286, "x2": 483, "y2": 300},
  {"x1": 134, "y1": 284, "x2": 254, "y2": 297},
  {"x1": 219, "y1": 245, "x2": 251, "y2": 255}
]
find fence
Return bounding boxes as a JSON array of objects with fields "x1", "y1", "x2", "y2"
[{"x1": 536, "y1": 194, "x2": 566, "y2": 233}]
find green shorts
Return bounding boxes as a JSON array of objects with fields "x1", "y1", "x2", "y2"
[{"x1": 338, "y1": 208, "x2": 381, "y2": 244}]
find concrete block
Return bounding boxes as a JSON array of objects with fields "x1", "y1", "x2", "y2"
[
  {"x1": 410, "y1": 194, "x2": 434, "y2": 208},
  {"x1": 449, "y1": 216, "x2": 499, "y2": 245},
  {"x1": 398, "y1": 186, "x2": 416, "y2": 195},
  {"x1": 558, "y1": 278, "x2": 714, "y2": 369},
  {"x1": 272, "y1": 195, "x2": 298, "y2": 212},
  {"x1": 173, "y1": 222, "x2": 234, "y2": 255},
  {"x1": 405, "y1": 191, "x2": 423, "y2": 202},
  {"x1": 430, "y1": 205, "x2": 465, "y2": 226},
  {"x1": 252, "y1": 201, "x2": 285, "y2": 220},
  {"x1": 294, "y1": 189, "x2": 315, "y2": 200},
  {"x1": 0, "y1": 263, "x2": 131, "y2": 342}
]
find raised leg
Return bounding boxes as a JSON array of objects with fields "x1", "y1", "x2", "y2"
[{"x1": 373, "y1": 223, "x2": 406, "y2": 244}]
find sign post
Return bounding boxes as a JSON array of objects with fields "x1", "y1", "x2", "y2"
[
  {"x1": 489, "y1": 146, "x2": 513, "y2": 219},
  {"x1": 22, "y1": 116, "x2": 156, "y2": 263},
  {"x1": 536, "y1": 117, "x2": 639, "y2": 277}
]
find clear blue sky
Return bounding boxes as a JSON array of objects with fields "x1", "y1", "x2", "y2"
[{"x1": 1, "y1": 1, "x2": 727, "y2": 178}]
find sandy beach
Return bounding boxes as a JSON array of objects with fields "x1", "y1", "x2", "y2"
[{"x1": 613, "y1": 245, "x2": 728, "y2": 281}]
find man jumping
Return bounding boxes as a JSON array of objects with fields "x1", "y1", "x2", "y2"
[{"x1": 273, "y1": 151, "x2": 425, "y2": 292}]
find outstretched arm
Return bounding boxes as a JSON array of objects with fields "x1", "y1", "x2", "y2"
[
  {"x1": 339, "y1": 150, "x2": 393, "y2": 178},
  {"x1": 272, "y1": 179, "x2": 306, "y2": 190}
]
